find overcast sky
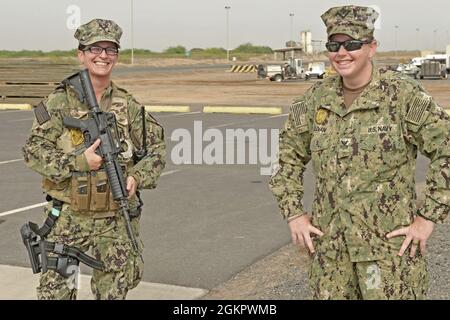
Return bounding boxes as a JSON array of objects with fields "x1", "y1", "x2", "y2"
[{"x1": 1, "y1": 0, "x2": 449, "y2": 52}]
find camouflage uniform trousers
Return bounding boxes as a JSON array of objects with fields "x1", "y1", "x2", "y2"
[
  {"x1": 36, "y1": 203, "x2": 144, "y2": 300},
  {"x1": 308, "y1": 246, "x2": 428, "y2": 300}
]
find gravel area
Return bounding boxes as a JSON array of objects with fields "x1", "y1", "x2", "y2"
[
  {"x1": 203, "y1": 187, "x2": 449, "y2": 300},
  {"x1": 203, "y1": 219, "x2": 449, "y2": 300}
]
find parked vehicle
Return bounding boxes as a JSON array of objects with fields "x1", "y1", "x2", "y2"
[
  {"x1": 305, "y1": 62, "x2": 326, "y2": 79},
  {"x1": 258, "y1": 58, "x2": 307, "y2": 82},
  {"x1": 418, "y1": 59, "x2": 447, "y2": 79},
  {"x1": 425, "y1": 54, "x2": 449, "y2": 74},
  {"x1": 396, "y1": 62, "x2": 420, "y2": 79}
]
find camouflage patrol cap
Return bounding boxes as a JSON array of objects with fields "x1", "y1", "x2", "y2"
[
  {"x1": 321, "y1": 5, "x2": 379, "y2": 40},
  {"x1": 74, "y1": 19, "x2": 122, "y2": 47}
]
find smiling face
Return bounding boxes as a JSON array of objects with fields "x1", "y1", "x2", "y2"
[
  {"x1": 328, "y1": 34, "x2": 377, "y2": 82},
  {"x1": 77, "y1": 41, "x2": 118, "y2": 79}
]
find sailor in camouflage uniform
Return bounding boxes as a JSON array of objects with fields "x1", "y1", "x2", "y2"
[
  {"x1": 22, "y1": 19, "x2": 166, "y2": 299},
  {"x1": 269, "y1": 6, "x2": 450, "y2": 299}
]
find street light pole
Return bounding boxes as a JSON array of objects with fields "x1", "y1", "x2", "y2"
[
  {"x1": 289, "y1": 13, "x2": 294, "y2": 43},
  {"x1": 433, "y1": 29, "x2": 437, "y2": 52},
  {"x1": 289, "y1": 13, "x2": 294, "y2": 59},
  {"x1": 416, "y1": 28, "x2": 420, "y2": 52},
  {"x1": 131, "y1": 0, "x2": 134, "y2": 65},
  {"x1": 394, "y1": 25, "x2": 399, "y2": 58},
  {"x1": 225, "y1": 6, "x2": 231, "y2": 61}
]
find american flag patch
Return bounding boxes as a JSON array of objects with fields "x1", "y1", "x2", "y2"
[
  {"x1": 291, "y1": 101, "x2": 307, "y2": 127},
  {"x1": 406, "y1": 94, "x2": 431, "y2": 125},
  {"x1": 33, "y1": 102, "x2": 51, "y2": 125}
]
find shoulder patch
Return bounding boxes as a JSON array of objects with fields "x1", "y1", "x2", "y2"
[
  {"x1": 406, "y1": 93, "x2": 431, "y2": 125},
  {"x1": 33, "y1": 102, "x2": 51, "y2": 125},
  {"x1": 290, "y1": 101, "x2": 307, "y2": 127}
]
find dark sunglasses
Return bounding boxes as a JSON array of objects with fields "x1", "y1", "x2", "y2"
[
  {"x1": 325, "y1": 40, "x2": 371, "y2": 53},
  {"x1": 84, "y1": 46, "x2": 119, "y2": 56}
]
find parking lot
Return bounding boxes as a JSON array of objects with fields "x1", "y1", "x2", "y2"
[
  {"x1": 0, "y1": 109, "x2": 296, "y2": 297},
  {"x1": 1, "y1": 107, "x2": 449, "y2": 299}
]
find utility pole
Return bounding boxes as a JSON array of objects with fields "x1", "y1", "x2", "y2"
[
  {"x1": 433, "y1": 29, "x2": 438, "y2": 52},
  {"x1": 394, "y1": 25, "x2": 399, "y2": 58},
  {"x1": 289, "y1": 13, "x2": 294, "y2": 43},
  {"x1": 225, "y1": 6, "x2": 231, "y2": 61},
  {"x1": 131, "y1": 0, "x2": 134, "y2": 65},
  {"x1": 289, "y1": 13, "x2": 294, "y2": 59},
  {"x1": 416, "y1": 28, "x2": 420, "y2": 52}
]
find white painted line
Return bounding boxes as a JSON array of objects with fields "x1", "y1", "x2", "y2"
[
  {"x1": 0, "y1": 159, "x2": 23, "y2": 165},
  {"x1": 0, "y1": 202, "x2": 47, "y2": 217},
  {"x1": 7, "y1": 118, "x2": 34, "y2": 123},
  {"x1": 207, "y1": 114, "x2": 286, "y2": 129},
  {"x1": 0, "y1": 265, "x2": 208, "y2": 300},
  {"x1": 0, "y1": 170, "x2": 179, "y2": 217},
  {"x1": 210, "y1": 122, "x2": 239, "y2": 129},
  {"x1": 161, "y1": 169, "x2": 179, "y2": 176},
  {"x1": 269, "y1": 113, "x2": 289, "y2": 118}
]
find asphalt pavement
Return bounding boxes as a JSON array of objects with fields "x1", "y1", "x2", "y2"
[
  {"x1": 0, "y1": 109, "x2": 438, "y2": 299},
  {"x1": 0, "y1": 110, "x2": 296, "y2": 299}
]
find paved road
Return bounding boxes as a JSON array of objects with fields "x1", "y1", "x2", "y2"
[{"x1": 0, "y1": 109, "x2": 432, "y2": 296}]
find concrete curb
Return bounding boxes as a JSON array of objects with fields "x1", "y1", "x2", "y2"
[
  {"x1": 0, "y1": 104, "x2": 32, "y2": 110},
  {"x1": 145, "y1": 105, "x2": 191, "y2": 113},
  {"x1": 0, "y1": 264, "x2": 208, "y2": 300},
  {"x1": 203, "y1": 106, "x2": 282, "y2": 115}
]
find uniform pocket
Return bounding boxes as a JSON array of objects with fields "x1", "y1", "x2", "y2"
[
  {"x1": 310, "y1": 138, "x2": 332, "y2": 179},
  {"x1": 90, "y1": 170, "x2": 110, "y2": 211},
  {"x1": 70, "y1": 172, "x2": 90, "y2": 212},
  {"x1": 358, "y1": 132, "x2": 406, "y2": 182}
]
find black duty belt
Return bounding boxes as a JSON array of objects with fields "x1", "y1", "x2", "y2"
[{"x1": 40, "y1": 241, "x2": 104, "y2": 271}]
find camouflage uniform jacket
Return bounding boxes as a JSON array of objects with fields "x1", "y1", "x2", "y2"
[
  {"x1": 269, "y1": 67, "x2": 450, "y2": 262},
  {"x1": 23, "y1": 80, "x2": 166, "y2": 213}
]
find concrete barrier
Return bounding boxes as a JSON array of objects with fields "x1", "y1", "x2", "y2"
[
  {"x1": 0, "y1": 104, "x2": 32, "y2": 110},
  {"x1": 145, "y1": 105, "x2": 191, "y2": 113}
]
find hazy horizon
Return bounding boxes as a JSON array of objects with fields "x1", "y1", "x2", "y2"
[{"x1": 1, "y1": 0, "x2": 449, "y2": 53}]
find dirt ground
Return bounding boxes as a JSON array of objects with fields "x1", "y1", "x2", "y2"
[
  {"x1": 114, "y1": 68, "x2": 450, "y2": 109},
  {"x1": 202, "y1": 186, "x2": 450, "y2": 300},
  {"x1": 202, "y1": 216, "x2": 449, "y2": 300}
]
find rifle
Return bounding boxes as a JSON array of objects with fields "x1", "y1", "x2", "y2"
[{"x1": 62, "y1": 69, "x2": 140, "y2": 255}]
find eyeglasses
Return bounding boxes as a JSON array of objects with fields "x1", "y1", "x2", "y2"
[
  {"x1": 84, "y1": 46, "x2": 119, "y2": 56},
  {"x1": 325, "y1": 40, "x2": 371, "y2": 53}
]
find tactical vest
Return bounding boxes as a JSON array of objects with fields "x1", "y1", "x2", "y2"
[{"x1": 42, "y1": 83, "x2": 137, "y2": 218}]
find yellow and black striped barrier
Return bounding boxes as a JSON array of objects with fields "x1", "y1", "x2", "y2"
[{"x1": 228, "y1": 65, "x2": 257, "y2": 73}]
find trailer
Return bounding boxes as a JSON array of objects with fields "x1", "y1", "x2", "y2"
[{"x1": 418, "y1": 59, "x2": 447, "y2": 79}]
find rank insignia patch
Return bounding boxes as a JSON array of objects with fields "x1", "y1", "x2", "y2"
[
  {"x1": 315, "y1": 109, "x2": 329, "y2": 125},
  {"x1": 70, "y1": 129, "x2": 84, "y2": 146}
]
